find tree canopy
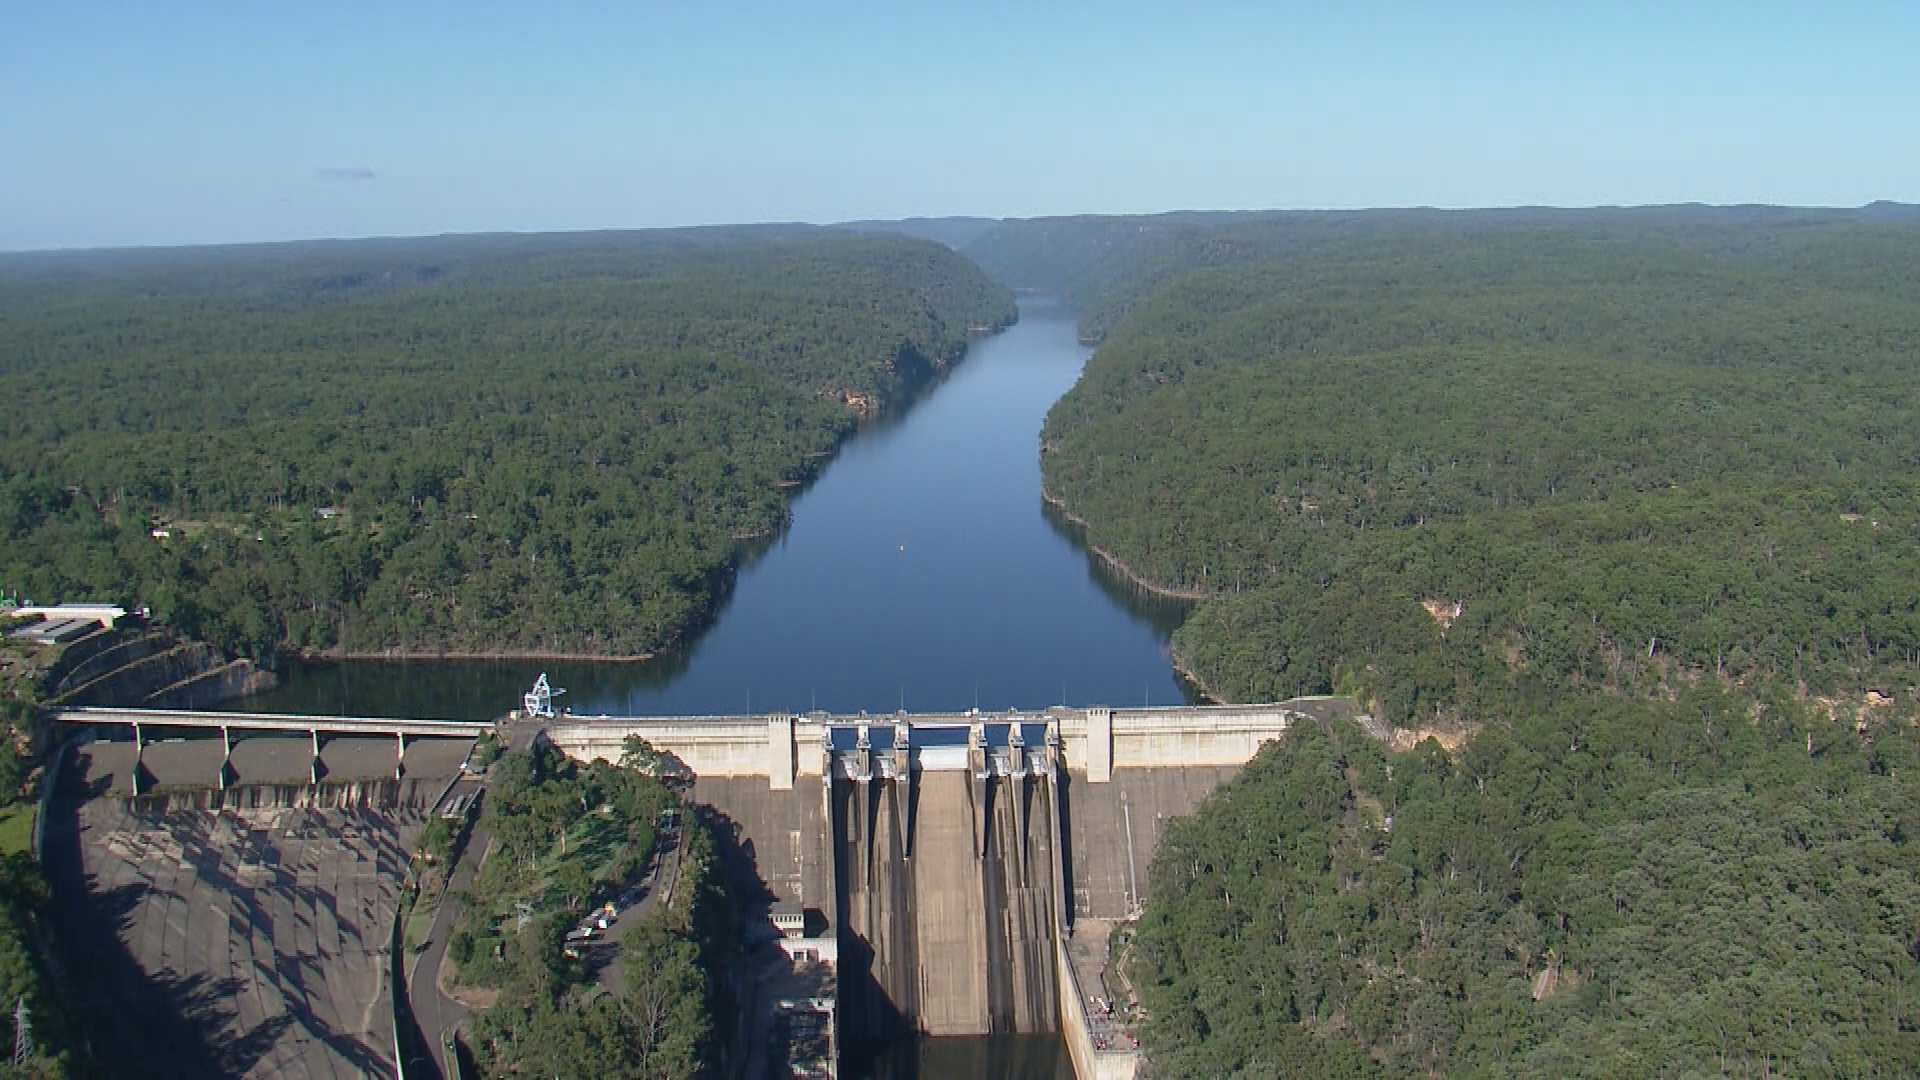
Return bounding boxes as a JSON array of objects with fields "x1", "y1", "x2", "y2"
[
  {"x1": 0, "y1": 228, "x2": 1014, "y2": 658},
  {"x1": 452, "y1": 740, "x2": 735, "y2": 1079},
  {"x1": 1041, "y1": 214, "x2": 1920, "y2": 713},
  {"x1": 1029, "y1": 210, "x2": 1920, "y2": 1073}
]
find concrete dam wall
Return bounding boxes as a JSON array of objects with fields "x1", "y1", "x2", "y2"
[
  {"x1": 836, "y1": 768, "x2": 1057, "y2": 1040},
  {"x1": 44, "y1": 737, "x2": 468, "y2": 1078},
  {"x1": 982, "y1": 770, "x2": 1059, "y2": 1034},
  {"x1": 547, "y1": 700, "x2": 1347, "y2": 787}
]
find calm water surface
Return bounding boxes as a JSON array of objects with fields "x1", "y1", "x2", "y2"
[{"x1": 239, "y1": 300, "x2": 1193, "y2": 720}]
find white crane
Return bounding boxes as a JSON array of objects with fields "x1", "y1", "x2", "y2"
[{"x1": 523, "y1": 673, "x2": 566, "y2": 719}]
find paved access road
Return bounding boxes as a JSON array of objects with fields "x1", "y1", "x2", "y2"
[
  {"x1": 588, "y1": 816, "x2": 682, "y2": 997},
  {"x1": 406, "y1": 803, "x2": 487, "y2": 1077}
]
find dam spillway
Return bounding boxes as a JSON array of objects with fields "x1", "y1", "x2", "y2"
[
  {"x1": 981, "y1": 761, "x2": 1060, "y2": 1034},
  {"x1": 833, "y1": 724, "x2": 1060, "y2": 1040}
]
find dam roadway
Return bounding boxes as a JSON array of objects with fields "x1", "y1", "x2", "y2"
[
  {"x1": 54, "y1": 705, "x2": 488, "y2": 739},
  {"x1": 54, "y1": 706, "x2": 488, "y2": 796}
]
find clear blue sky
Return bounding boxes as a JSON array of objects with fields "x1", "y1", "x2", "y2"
[{"x1": 4, "y1": 1, "x2": 1915, "y2": 250}]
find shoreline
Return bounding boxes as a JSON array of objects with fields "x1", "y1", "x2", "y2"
[
  {"x1": 295, "y1": 647, "x2": 657, "y2": 664},
  {"x1": 1039, "y1": 487, "x2": 1211, "y2": 602},
  {"x1": 1167, "y1": 647, "x2": 1227, "y2": 705},
  {"x1": 1038, "y1": 485, "x2": 1230, "y2": 704}
]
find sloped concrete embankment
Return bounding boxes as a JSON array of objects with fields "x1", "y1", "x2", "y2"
[
  {"x1": 983, "y1": 771, "x2": 1058, "y2": 1035},
  {"x1": 43, "y1": 787, "x2": 425, "y2": 1078},
  {"x1": 44, "y1": 736, "x2": 464, "y2": 1078},
  {"x1": 127, "y1": 777, "x2": 453, "y2": 814},
  {"x1": 838, "y1": 773, "x2": 923, "y2": 1043}
]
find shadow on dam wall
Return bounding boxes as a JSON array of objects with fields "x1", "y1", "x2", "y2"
[
  {"x1": 42, "y1": 741, "x2": 442, "y2": 1079},
  {"x1": 835, "y1": 768, "x2": 1059, "y2": 1057}
]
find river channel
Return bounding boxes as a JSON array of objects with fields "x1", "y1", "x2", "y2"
[{"x1": 238, "y1": 299, "x2": 1194, "y2": 721}]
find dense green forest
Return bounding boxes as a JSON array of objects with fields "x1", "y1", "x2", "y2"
[
  {"x1": 1042, "y1": 216, "x2": 1920, "y2": 709},
  {"x1": 0, "y1": 229, "x2": 1014, "y2": 658},
  {"x1": 0, "y1": 852, "x2": 63, "y2": 1079},
  {"x1": 966, "y1": 204, "x2": 1920, "y2": 346},
  {"x1": 1032, "y1": 211, "x2": 1920, "y2": 1072},
  {"x1": 451, "y1": 739, "x2": 735, "y2": 1078},
  {"x1": 1136, "y1": 704, "x2": 1920, "y2": 1076},
  {"x1": 963, "y1": 209, "x2": 1290, "y2": 340}
]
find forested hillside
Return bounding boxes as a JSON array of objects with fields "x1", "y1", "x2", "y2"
[
  {"x1": 0, "y1": 229, "x2": 1014, "y2": 657},
  {"x1": 1136, "y1": 704, "x2": 1920, "y2": 1076},
  {"x1": 962, "y1": 210, "x2": 1284, "y2": 340},
  {"x1": 835, "y1": 215, "x2": 1003, "y2": 251},
  {"x1": 1037, "y1": 211, "x2": 1920, "y2": 1073},
  {"x1": 968, "y1": 205, "x2": 1910, "y2": 345}
]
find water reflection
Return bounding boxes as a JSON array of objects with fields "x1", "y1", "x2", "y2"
[{"x1": 1038, "y1": 497, "x2": 1191, "y2": 641}]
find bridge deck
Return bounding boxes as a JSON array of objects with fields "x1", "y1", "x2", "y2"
[{"x1": 56, "y1": 706, "x2": 488, "y2": 739}]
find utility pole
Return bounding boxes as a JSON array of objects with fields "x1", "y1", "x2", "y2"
[{"x1": 12, "y1": 996, "x2": 32, "y2": 1067}]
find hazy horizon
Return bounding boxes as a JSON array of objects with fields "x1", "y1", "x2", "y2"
[
  {"x1": 7, "y1": 2, "x2": 1917, "y2": 251},
  {"x1": 5, "y1": 198, "x2": 1918, "y2": 257}
]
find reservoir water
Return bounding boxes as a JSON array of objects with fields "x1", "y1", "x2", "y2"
[{"x1": 239, "y1": 300, "x2": 1194, "y2": 721}]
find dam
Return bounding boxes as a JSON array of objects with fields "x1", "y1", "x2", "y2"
[{"x1": 544, "y1": 697, "x2": 1354, "y2": 1075}]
